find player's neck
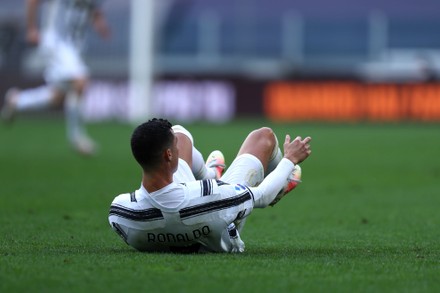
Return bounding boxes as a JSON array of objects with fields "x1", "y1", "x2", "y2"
[{"x1": 142, "y1": 169, "x2": 173, "y2": 193}]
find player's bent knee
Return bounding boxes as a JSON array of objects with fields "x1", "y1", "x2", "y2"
[
  {"x1": 172, "y1": 125, "x2": 194, "y2": 145},
  {"x1": 72, "y1": 78, "x2": 88, "y2": 95},
  {"x1": 51, "y1": 89, "x2": 65, "y2": 107},
  {"x1": 249, "y1": 127, "x2": 276, "y2": 151}
]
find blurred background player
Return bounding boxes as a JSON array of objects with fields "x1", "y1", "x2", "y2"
[{"x1": 0, "y1": 0, "x2": 110, "y2": 155}]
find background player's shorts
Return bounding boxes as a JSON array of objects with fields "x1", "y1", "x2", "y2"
[
  {"x1": 221, "y1": 154, "x2": 264, "y2": 187},
  {"x1": 40, "y1": 34, "x2": 89, "y2": 85},
  {"x1": 173, "y1": 158, "x2": 196, "y2": 183}
]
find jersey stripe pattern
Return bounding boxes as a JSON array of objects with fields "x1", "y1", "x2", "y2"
[
  {"x1": 41, "y1": 0, "x2": 102, "y2": 48},
  {"x1": 180, "y1": 191, "x2": 252, "y2": 219},
  {"x1": 201, "y1": 179, "x2": 213, "y2": 196},
  {"x1": 109, "y1": 204, "x2": 164, "y2": 222}
]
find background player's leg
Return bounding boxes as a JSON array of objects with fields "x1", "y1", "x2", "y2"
[
  {"x1": 1, "y1": 85, "x2": 64, "y2": 123},
  {"x1": 65, "y1": 78, "x2": 96, "y2": 155},
  {"x1": 12, "y1": 85, "x2": 60, "y2": 111}
]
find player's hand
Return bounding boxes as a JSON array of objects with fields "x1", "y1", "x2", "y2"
[
  {"x1": 26, "y1": 27, "x2": 40, "y2": 46},
  {"x1": 92, "y1": 11, "x2": 111, "y2": 40},
  {"x1": 283, "y1": 135, "x2": 312, "y2": 164},
  {"x1": 95, "y1": 21, "x2": 111, "y2": 40}
]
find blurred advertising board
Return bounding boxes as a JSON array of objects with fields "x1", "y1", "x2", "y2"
[
  {"x1": 264, "y1": 81, "x2": 440, "y2": 122},
  {"x1": 2, "y1": 74, "x2": 440, "y2": 122},
  {"x1": 83, "y1": 79, "x2": 236, "y2": 123}
]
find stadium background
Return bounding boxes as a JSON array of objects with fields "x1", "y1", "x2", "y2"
[{"x1": 2, "y1": 0, "x2": 440, "y2": 122}]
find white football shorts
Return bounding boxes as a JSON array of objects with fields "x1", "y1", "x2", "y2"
[
  {"x1": 220, "y1": 154, "x2": 264, "y2": 187},
  {"x1": 174, "y1": 154, "x2": 264, "y2": 188},
  {"x1": 40, "y1": 33, "x2": 89, "y2": 85}
]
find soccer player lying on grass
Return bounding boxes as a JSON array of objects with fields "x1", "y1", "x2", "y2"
[{"x1": 108, "y1": 118, "x2": 312, "y2": 253}]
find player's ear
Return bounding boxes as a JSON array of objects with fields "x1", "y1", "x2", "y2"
[{"x1": 165, "y1": 148, "x2": 172, "y2": 162}]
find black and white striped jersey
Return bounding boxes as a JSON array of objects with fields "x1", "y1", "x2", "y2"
[
  {"x1": 109, "y1": 179, "x2": 254, "y2": 253},
  {"x1": 40, "y1": 0, "x2": 103, "y2": 48}
]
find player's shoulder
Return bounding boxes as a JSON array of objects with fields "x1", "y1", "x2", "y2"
[
  {"x1": 180, "y1": 179, "x2": 227, "y2": 197},
  {"x1": 111, "y1": 191, "x2": 136, "y2": 205}
]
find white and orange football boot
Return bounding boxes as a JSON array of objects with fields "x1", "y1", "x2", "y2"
[
  {"x1": 205, "y1": 150, "x2": 226, "y2": 180},
  {"x1": 1, "y1": 88, "x2": 19, "y2": 123},
  {"x1": 269, "y1": 164, "x2": 302, "y2": 207}
]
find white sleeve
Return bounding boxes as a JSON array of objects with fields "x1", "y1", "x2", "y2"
[{"x1": 249, "y1": 158, "x2": 295, "y2": 208}]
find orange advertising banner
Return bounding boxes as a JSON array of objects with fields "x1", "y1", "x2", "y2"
[{"x1": 264, "y1": 82, "x2": 440, "y2": 121}]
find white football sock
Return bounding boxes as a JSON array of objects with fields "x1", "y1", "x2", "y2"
[
  {"x1": 192, "y1": 147, "x2": 216, "y2": 180},
  {"x1": 267, "y1": 135, "x2": 282, "y2": 175},
  {"x1": 15, "y1": 85, "x2": 53, "y2": 111},
  {"x1": 65, "y1": 90, "x2": 86, "y2": 142}
]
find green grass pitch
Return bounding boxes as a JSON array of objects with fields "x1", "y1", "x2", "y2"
[{"x1": 1, "y1": 118, "x2": 439, "y2": 292}]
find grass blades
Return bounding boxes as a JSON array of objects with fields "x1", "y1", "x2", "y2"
[{"x1": 1, "y1": 119, "x2": 439, "y2": 292}]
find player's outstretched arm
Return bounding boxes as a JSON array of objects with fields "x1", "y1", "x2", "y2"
[
  {"x1": 249, "y1": 134, "x2": 312, "y2": 208},
  {"x1": 25, "y1": 0, "x2": 40, "y2": 45}
]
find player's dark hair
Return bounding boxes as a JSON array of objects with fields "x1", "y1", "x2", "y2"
[{"x1": 131, "y1": 118, "x2": 174, "y2": 171}]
